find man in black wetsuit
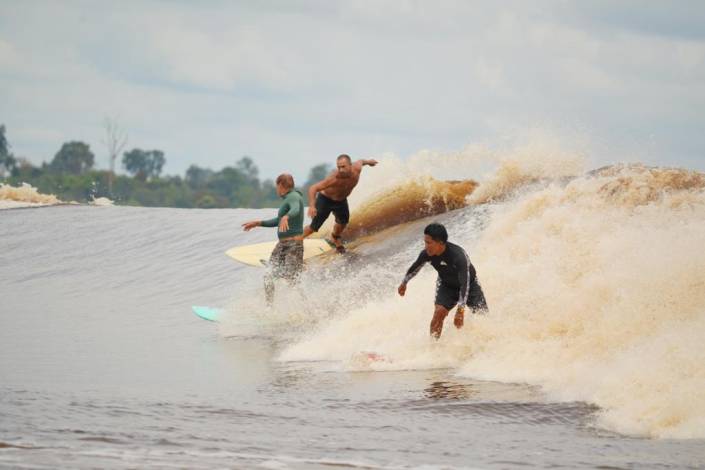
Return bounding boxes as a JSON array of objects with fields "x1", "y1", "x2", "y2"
[{"x1": 398, "y1": 223, "x2": 488, "y2": 339}]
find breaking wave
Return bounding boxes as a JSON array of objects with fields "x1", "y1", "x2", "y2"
[{"x1": 277, "y1": 144, "x2": 705, "y2": 440}]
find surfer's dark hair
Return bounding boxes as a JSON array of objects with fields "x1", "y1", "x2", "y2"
[
  {"x1": 424, "y1": 223, "x2": 448, "y2": 243},
  {"x1": 337, "y1": 154, "x2": 352, "y2": 163},
  {"x1": 276, "y1": 173, "x2": 294, "y2": 189}
]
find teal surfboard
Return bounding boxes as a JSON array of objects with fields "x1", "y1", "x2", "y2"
[{"x1": 192, "y1": 306, "x2": 222, "y2": 322}]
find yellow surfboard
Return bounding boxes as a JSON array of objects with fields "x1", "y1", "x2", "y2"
[{"x1": 225, "y1": 238, "x2": 333, "y2": 267}]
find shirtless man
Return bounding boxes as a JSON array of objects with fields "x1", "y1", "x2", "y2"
[{"x1": 299, "y1": 154, "x2": 378, "y2": 252}]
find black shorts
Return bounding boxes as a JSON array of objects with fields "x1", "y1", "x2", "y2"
[
  {"x1": 435, "y1": 280, "x2": 488, "y2": 312},
  {"x1": 310, "y1": 194, "x2": 350, "y2": 232}
]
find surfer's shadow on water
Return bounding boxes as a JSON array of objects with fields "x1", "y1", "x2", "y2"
[
  {"x1": 413, "y1": 399, "x2": 602, "y2": 432},
  {"x1": 423, "y1": 380, "x2": 478, "y2": 400},
  {"x1": 410, "y1": 379, "x2": 606, "y2": 434}
]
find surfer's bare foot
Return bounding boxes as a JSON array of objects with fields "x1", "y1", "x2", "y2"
[{"x1": 329, "y1": 233, "x2": 345, "y2": 253}]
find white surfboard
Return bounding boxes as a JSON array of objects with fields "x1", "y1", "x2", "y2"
[{"x1": 225, "y1": 238, "x2": 333, "y2": 267}]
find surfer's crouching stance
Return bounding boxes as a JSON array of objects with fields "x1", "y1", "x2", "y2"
[
  {"x1": 242, "y1": 174, "x2": 304, "y2": 305},
  {"x1": 398, "y1": 223, "x2": 488, "y2": 339}
]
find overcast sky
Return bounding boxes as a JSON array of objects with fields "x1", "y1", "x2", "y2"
[{"x1": 1, "y1": 0, "x2": 704, "y2": 182}]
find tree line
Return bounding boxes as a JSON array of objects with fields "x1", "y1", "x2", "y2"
[{"x1": 0, "y1": 124, "x2": 331, "y2": 208}]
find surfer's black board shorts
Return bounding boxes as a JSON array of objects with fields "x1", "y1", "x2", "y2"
[
  {"x1": 310, "y1": 194, "x2": 350, "y2": 231},
  {"x1": 435, "y1": 280, "x2": 488, "y2": 312}
]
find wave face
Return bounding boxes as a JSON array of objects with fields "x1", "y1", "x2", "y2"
[{"x1": 280, "y1": 151, "x2": 705, "y2": 439}]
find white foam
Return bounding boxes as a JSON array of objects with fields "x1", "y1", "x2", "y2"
[
  {"x1": 281, "y1": 148, "x2": 705, "y2": 438},
  {"x1": 0, "y1": 183, "x2": 62, "y2": 209},
  {"x1": 459, "y1": 165, "x2": 705, "y2": 438},
  {"x1": 90, "y1": 196, "x2": 114, "y2": 207}
]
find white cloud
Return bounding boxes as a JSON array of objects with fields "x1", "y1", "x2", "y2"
[{"x1": 1, "y1": 1, "x2": 704, "y2": 178}]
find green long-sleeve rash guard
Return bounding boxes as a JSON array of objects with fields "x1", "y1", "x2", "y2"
[{"x1": 260, "y1": 189, "x2": 305, "y2": 239}]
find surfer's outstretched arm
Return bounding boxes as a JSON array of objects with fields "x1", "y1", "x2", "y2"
[
  {"x1": 398, "y1": 250, "x2": 429, "y2": 296},
  {"x1": 243, "y1": 215, "x2": 279, "y2": 232},
  {"x1": 243, "y1": 213, "x2": 281, "y2": 231},
  {"x1": 354, "y1": 159, "x2": 378, "y2": 170},
  {"x1": 242, "y1": 220, "x2": 262, "y2": 231}
]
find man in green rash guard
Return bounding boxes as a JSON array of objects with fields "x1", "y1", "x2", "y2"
[{"x1": 242, "y1": 173, "x2": 305, "y2": 305}]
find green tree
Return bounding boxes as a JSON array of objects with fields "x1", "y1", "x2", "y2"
[
  {"x1": 195, "y1": 193, "x2": 217, "y2": 208},
  {"x1": 185, "y1": 164, "x2": 214, "y2": 188},
  {"x1": 207, "y1": 166, "x2": 246, "y2": 201},
  {"x1": 50, "y1": 141, "x2": 95, "y2": 175},
  {"x1": 237, "y1": 156, "x2": 258, "y2": 182},
  {"x1": 4, "y1": 149, "x2": 335, "y2": 209},
  {"x1": 122, "y1": 149, "x2": 165, "y2": 181},
  {"x1": 305, "y1": 163, "x2": 333, "y2": 187},
  {"x1": 0, "y1": 124, "x2": 8, "y2": 157},
  {"x1": 260, "y1": 179, "x2": 278, "y2": 202},
  {"x1": 0, "y1": 124, "x2": 18, "y2": 178},
  {"x1": 302, "y1": 163, "x2": 333, "y2": 204},
  {"x1": 102, "y1": 117, "x2": 128, "y2": 195}
]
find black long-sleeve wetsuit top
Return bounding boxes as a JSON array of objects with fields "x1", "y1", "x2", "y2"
[{"x1": 402, "y1": 242, "x2": 477, "y2": 307}]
